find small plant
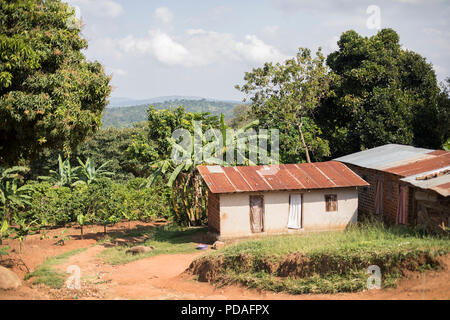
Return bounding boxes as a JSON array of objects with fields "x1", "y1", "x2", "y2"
[
  {"x1": 55, "y1": 229, "x2": 70, "y2": 246},
  {"x1": 0, "y1": 219, "x2": 9, "y2": 245},
  {"x1": 77, "y1": 214, "x2": 90, "y2": 239},
  {"x1": 40, "y1": 230, "x2": 50, "y2": 240},
  {"x1": 121, "y1": 210, "x2": 137, "y2": 230},
  {"x1": 0, "y1": 245, "x2": 10, "y2": 258},
  {"x1": 11, "y1": 218, "x2": 38, "y2": 253}
]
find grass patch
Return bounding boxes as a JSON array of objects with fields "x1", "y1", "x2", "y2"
[
  {"x1": 99, "y1": 224, "x2": 208, "y2": 265},
  {"x1": 24, "y1": 248, "x2": 87, "y2": 289},
  {"x1": 190, "y1": 222, "x2": 449, "y2": 294}
]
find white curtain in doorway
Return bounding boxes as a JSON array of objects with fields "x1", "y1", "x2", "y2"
[{"x1": 288, "y1": 194, "x2": 302, "y2": 229}]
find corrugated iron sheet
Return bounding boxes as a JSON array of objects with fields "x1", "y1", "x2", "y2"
[
  {"x1": 335, "y1": 144, "x2": 450, "y2": 197},
  {"x1": 334, "y1": 144, "x2": 434, "y2": 170},
  {"x1": 197, "y1": 161, "x2": 369, "y2": 194},
  {"x1": 386, "y1": 153, "x2": 450, "y2": 177},
  {"x1": 400, "y1": 166, "x2": 450, "y2": 197}
]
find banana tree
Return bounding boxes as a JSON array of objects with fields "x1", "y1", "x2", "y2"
[
  {"x1": 43, "y1": 155, "x2": 81, "y2": 187},
  {"x1": 11, "y1": 218, "x2": 38, "y2": 253},
  {"x1": 0, "y1": 166, "x2": 33, "y2": 223},
  {"x1": 76, "y1": 157, "x2": 114, "y2": 185},
  {"x1": 144, "y1": 115, "x2": 259, "y2": 226}
]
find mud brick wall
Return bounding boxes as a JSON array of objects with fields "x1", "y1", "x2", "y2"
[
  {"x1": 208, "y1": 192, "x2": 220, "y2": 233},
  {"x1": 346, "y1": 164, "x2": 404, "y2": 225}
]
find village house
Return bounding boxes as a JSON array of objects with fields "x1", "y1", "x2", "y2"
[
  {"x1": 334, "y1": 144, "x2": 450, "y2": 229},
  {"x1": 197, "y1": 161, "x2": 369, "y2": 240}
]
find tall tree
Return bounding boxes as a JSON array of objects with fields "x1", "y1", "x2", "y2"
[
  {"x1": 236, "y1": 48, "x2": 330, "y2": 163},
  {"x1": 317, "y1": 29, "x2": 447, "y2": 157},
  {"x1": 0, "y1": 0, "x2": 111, "y2": 166}
]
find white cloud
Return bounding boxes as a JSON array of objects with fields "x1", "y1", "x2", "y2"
[
  {"x1": 237, "y1": 35, "x2": 287, "y2": 64},
  {"x1": 154, "y1": 7, "x2": 173, "y2": 25},
  {"x1": 118, "y1": 28, "x2": 289, "y2": 67},
  {"x1": 67, "y1": 0, "x2": 123, "y2": 18},
  {"x1": 148, "y1": 30, "x2": 190, "y2": 66},
  {"x1": 109, "y1": 68, "x2": 127, "y2": 76}
]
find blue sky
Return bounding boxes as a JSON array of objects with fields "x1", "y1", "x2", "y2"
[{"x1": 66, "y1": 0, "x2": 450, "y2": 101}]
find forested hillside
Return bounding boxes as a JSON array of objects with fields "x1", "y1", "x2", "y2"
[{"x1": 102, "y1": 99, "x2": 240, "y2": 128}]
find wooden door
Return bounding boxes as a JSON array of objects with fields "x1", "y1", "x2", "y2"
[{"x1": 250, "y1": 195, "x2": 264, "y2": 233}]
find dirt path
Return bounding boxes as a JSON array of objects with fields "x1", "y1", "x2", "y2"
[
  {"x1": 1, "y1": 221, "x2": 449, "y2": 300},
  {"x1": 26, "y1": 244, "x2": 450, "y2": 300}
]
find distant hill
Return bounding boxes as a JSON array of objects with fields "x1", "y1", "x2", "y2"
[
  {"x1": 102, "y1": 98, "x2": 240, "y2": 128},
  {"x1": 108, "y1": 96, "x2": 240, "y2": 108}
]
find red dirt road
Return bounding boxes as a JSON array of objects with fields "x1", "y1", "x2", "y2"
[{"x1": 0, "y1": 222, "x2": 449, "y2": 300}]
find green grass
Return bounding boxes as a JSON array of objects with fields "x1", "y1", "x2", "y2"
[
  {"x1": 98, "y1": 224, "x2": 208, "y2": 265},
  {"x1": 24, "y1": 248, "x2": 87, "y2": 289},
  {"x1": 191, "y1": 222, "x2": 450, "y2": 294}
]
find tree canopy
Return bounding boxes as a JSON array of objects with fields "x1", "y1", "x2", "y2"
[
  {"x1": 317, "y1": 28, "x2": 447, "y2": 157},
  {"x1": 236, "y1": 48, "x2": 330, "y2": 163},
  {"x1": 0, "y1": 0, "x2": 111, "y2": 166}
]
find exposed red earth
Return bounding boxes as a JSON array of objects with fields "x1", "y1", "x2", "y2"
[{"x1": 0, "y1": 222, "x2": 449, "y2": 300}]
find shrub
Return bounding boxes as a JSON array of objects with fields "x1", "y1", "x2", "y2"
[
  {"x1": 21, "y1": 178, "x2": 172, "y2": 229},
  {"x1": 27, "y1": 181, "x2": 75, "y2": 226}
]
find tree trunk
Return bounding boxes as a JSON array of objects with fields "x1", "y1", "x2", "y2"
[
  {"x1": 297, "y1": 117, "x2": 311, "y2": 163},
  {"x1": 103, "y1": 225, "x2": 107, "y2": 235},
  {"x1": 80, "y1": 226, "x2": 84, "y2": 240},
  {"x1": 4, "y1": 206, "x2": 10, "y2": 224}
]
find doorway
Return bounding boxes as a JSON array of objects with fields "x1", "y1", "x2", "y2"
[
  {"x1": 249, "y1": 195, "x2": 264, "y2": 233},
  {"x1": 288, "y1": 194, "x2": 302, "y2": 229}
]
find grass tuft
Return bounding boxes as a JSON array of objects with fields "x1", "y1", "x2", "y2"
[{"x1": 25, "y1": 248, "x2": 87, "y2": 289}]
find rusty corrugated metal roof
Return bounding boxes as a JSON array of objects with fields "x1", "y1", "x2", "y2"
[
  {"x1": 335, "y1": 144, "x2": 450, "y2": 197},
  {"x1": 400, "y1": 166, "x2": 450, "y2": 197},
  {"x1": 197, "y1": 161, "x2": 369, "y2": 194},
  {"x1": 386, "y1": 153, "x2": 450, "y2": 177}
]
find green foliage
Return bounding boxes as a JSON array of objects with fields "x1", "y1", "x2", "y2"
[
  {"x1": 144, "y1": 108, "x2": 260, "y2": 226},
  {"x1": 0, "y1": 245, "x2": 9, "y2": 257},
  {"x1": 0, "y1": 219, "x2": 8, "y2": 244},
  {"x1": 146, "y1": 106, "x2": 219, "y2": 159},
  {"x1": 228, "y1": 104, "x2": 254, "y2": 129},
  {"x1": 236, "y1": 47, "x2": 330, "y2": 163},
  {"x1": 44, "y1": 155, "x2": 80, "y2": 187},
  {"x1": 25, "y1": 178, "x2": 171, "y2": 229},
  {"x1": 10, "y1": 217, "x2": 38, "y2": 252},
  {"x1": 0, "y1": 166, "x2": 33, "y2": 222},
  {"x1": 27, "y1": 181, "x2": 75, "y2": 226},
  {"x1": 102, "y1": 99, "x2": 238, "y2": 129},
  {"x1": 76, "y1": 157, "x2": 113, "y2": 185},
  {"x1": 443, "y1": 138, "x2": 450, "y2": 151},
  {"x1": 39, "y1": 154, "x2": 114, "y2": 188},
  {"x1": 317, "y1": 29, "x2": 447, "y2": 157},
  {"x1": 0, "y1": 0, "x2": 111, "y2": 165},
  {"x1": 29, "y1": 125, "x2": 154, "y2": 182}
]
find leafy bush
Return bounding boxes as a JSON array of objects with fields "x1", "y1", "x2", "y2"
[
  {"x1": 20, "y1": 178, "x2": 172, "y2": 228},
  {"x1": 26, "y1": 181, "x2": 75, "y2": 226}
]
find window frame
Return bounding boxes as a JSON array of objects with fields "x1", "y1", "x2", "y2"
[{"x1": 325, "y1": 194, "x2": 338, "y2": 212}]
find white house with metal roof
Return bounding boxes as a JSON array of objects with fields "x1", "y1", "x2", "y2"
[{"x1": 198, "y1": 161, "x2": 369, "y2": 239}]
